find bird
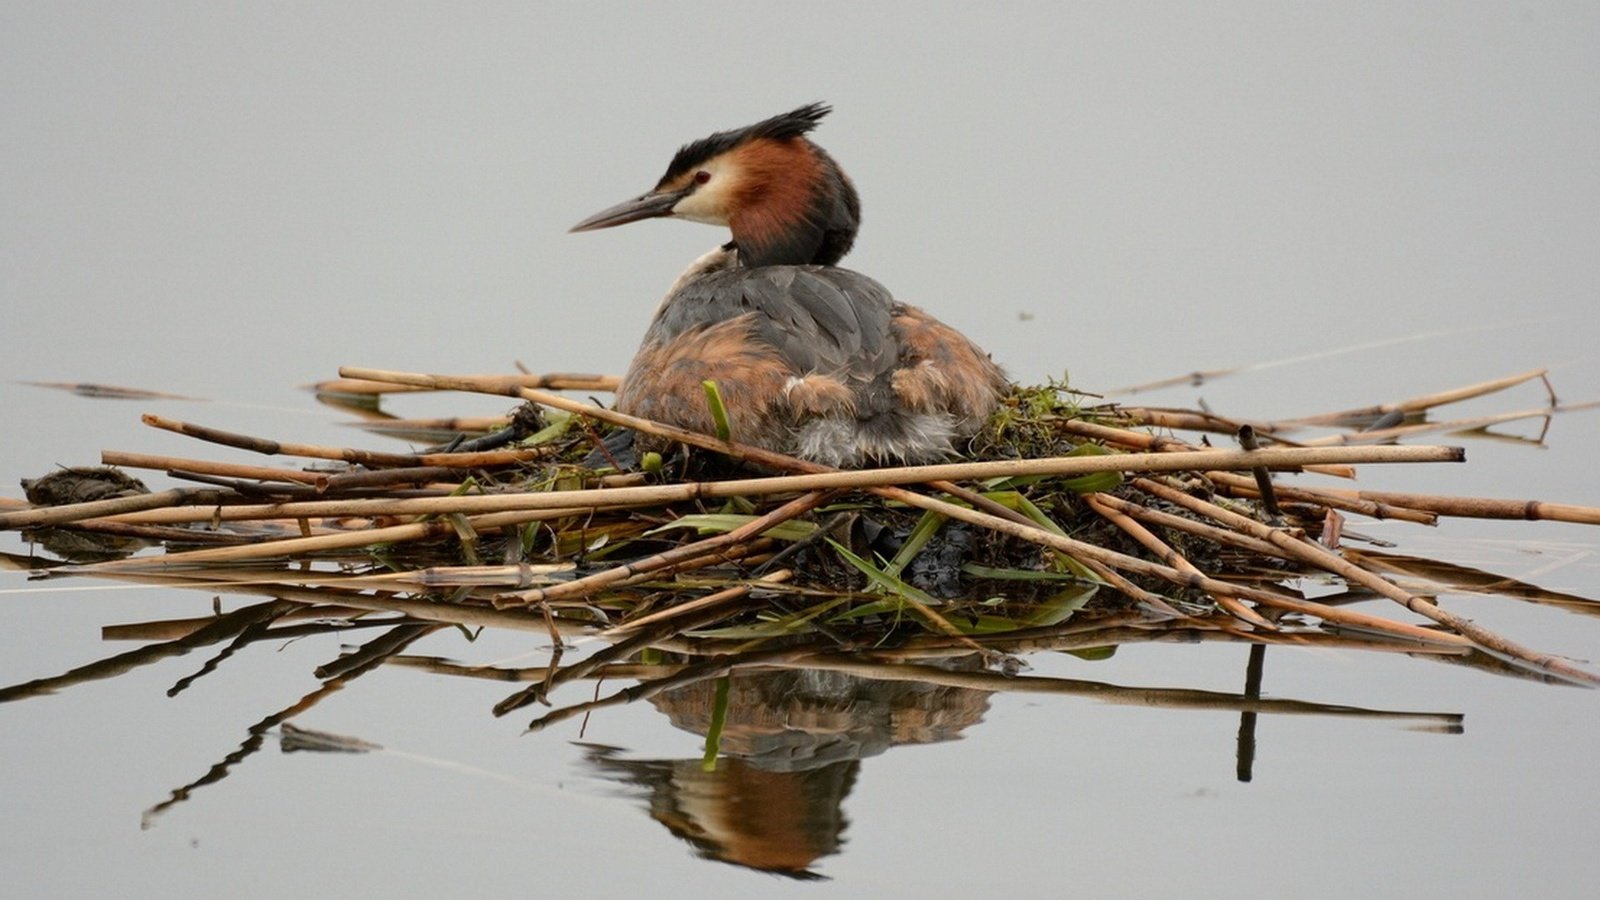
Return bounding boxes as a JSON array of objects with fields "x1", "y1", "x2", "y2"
[{"x1": 571, "y1": 103, "x2": 1007, "y2": 467}]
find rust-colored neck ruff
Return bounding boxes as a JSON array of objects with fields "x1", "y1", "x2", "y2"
[{"x1": 728, "y1": 138, "x2": 858, "y2": 267}]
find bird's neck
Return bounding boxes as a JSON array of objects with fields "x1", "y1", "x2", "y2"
[{"x1": 727, "y1": 144, "x2": 859, "y2": 268}]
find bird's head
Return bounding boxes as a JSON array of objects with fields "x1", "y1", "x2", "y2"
[{"x1": 571, "y1": 103, "x2": 860, "y2": 267}]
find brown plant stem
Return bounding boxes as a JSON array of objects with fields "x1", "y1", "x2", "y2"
[
  {"x1": 139, "y1": 414, "x2": 549, "y2": 467},
  {"x1": 1206, "y1": 471, "x2": 1438, "y2": 524},
  {"x1": 0, "y1": 488, "x2": 226, "y2": 530},
  {"x1": 1084, "y1": 493, "x2": 1276, "y2": 629}
]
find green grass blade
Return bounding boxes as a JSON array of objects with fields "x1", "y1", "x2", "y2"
[
  {"x1": 702, "y1": 380, "x2": 733, "y2": 442},
  {"x1": 700, "y1": 676, "x2": 730, "y2": 771},
  {"x1": 882, "y1": 510, "x2": 946, "y2": 580}
]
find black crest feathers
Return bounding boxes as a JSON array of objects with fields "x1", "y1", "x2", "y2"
[{"x1": 657, "y1": 103, "x2": 831, "y2": 187}]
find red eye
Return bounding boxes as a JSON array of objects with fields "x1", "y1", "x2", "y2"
[{"x1": 693, "y1": 170, "x2": 711, "y2": 185}]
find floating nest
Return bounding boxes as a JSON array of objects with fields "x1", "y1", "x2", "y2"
[{"x1": 3, "y1": 364, "x2": 1599, "y2": 714}]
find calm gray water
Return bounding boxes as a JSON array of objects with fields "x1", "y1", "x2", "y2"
[{"x1": 4, "y1": 4, "x2": 1599, "y2": 897}]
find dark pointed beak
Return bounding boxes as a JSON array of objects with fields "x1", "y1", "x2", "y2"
[{"x1": 569, "y1": 188, "x2": 688, "y2": 233}]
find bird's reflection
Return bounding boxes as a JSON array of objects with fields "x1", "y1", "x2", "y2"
[{"x1": 581, "y1": 662, "x2": 990, "y2": 877}]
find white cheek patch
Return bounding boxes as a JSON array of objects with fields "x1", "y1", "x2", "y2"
[{"x1": 670, "y1": 158, "x2": 736, "y2": 225}]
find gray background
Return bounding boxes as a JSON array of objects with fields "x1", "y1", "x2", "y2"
[{"x1": 3, "y1": 3, "x2": 1598, "y2": 897}]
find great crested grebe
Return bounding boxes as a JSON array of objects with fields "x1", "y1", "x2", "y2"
[{"x1": 572, "y1": 103, "x2": 1006, "y2": 467}]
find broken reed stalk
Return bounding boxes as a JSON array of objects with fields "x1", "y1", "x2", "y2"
[
  {"x1": 579, "y1": 540, "x2": 779, "y2": 601},
  {"x1": 139, "y1": 414, "x2": 549, "y2": 467},
  {"x1": 1269, "y1": 368, "x2": 1552, "y2": 429},
  {"x1": 1084, "y1": 493, "x2": 1276, "y2": 630},
  {"x1": 313, "y1": 372, "x2": 621, "y2": 396},
  {"x1": 1300, "y1": 406, "x2": 1564, "y2": 447},
  {"x1": 1311, "y1": 488, "x2": 1600, "y2": 525},
  {"x1": 84, "y1": 506, "x2": 606, "y2": 568},
  {"x1": 1133, "y1": 477, "x2": 1600, "y2": 685},
  {"x1": 600, "y1": 570, "x2": 794, "y2": 636},
  {"x1": 101, "y1": 451, "x2": 330, "y2": 487},
  {"x1": 1117, "y1": 407, "x2": 1279, "y2": 438},
  {"x1": 357, "y1": 415, "x2": 513, "y2": 433},
  {"x1": 315, "y1": 466, "x2": 463, "y2": 492},
  {"x1": 0, "y1": 488, "x2": 227, "y2": 530},
  {"x1": 1206, "y1": 471, "x2": 1438, "y2": 525},
  {"x1": 1235, "y1": 425, "x2": 1282, "y2": 521},
  {"x1": 1076, "y1": 558, "x2": 1186, "y2": 620},
  {"x1": 1087, "y1": 491, "x2": 1287, "y2": 559},
  {"x1": 1055, "y1": 418, "x2": 1357, "y2": 479}
]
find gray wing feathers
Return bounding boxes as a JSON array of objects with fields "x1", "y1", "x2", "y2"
[{"x1": 647, "y1": 266, "x2": 897, "y2": 380}]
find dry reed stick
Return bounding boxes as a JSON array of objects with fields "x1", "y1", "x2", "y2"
[
  {"x1": 74, "y1": 442, "x2": 1461, "y2": 530},
  {"x1": 1056, "y1": 418, "x2": 1357, "y2": 479},
  {"x1": 43, "y1": 518, "x2": 251, "y2": 545},
  {"x1": 1055, "y1": 418, "x2": 1197, "y2": 452},
  {"x1": 1085, "y1": 493, "x2": 1276, "y2": 629},
  {"x1": 1309, "y1": 488, "x2": 1600, "y2": 525},
  {"x1": 316, "y1": 467, "x2": 463, "y2": 492},
  {"x1": 1076, "y1": 558, "x2": 1187, "y2": 619},
  {"x1": 356, "y1": 415, "x2": 513, "y2": 433},
  {"x1": 1206, "y1": 471, "x2": 1438, "y2": 524},
  {"x1": 1133, "y1": 477, "x2": 1599, "y2": 684},
  {"x1": 1086, "y1": 496, "x2": 1465, "y2": 642},
  {"x1": 1269, "y1": 369, "x2": 1552, "y2": 429},
  {"x1": 81, "y1": 506, "x2": 600, "y2": 569},
  {"x1": 1300, "y1": 407, "x2": 1566, "y2": 447},
  {"x1": 1118, "y1": 407, "x2": 1278, "y2": 437},
  {"x1": 600, "y1": 570, "x2": 794, "y2": 636},
  {"x1": 312, "y1": 372, "x2": 621, "y2": 396},
  {"x1": 1088, "y1": 491, "x2": 1286, "y2": 559},
  {"x1": 101, "y1": 451, "x2": 329, "y2": 486},
  {"x1": 339, "y1": 563, "x2": 576, "y2": 589},
  {"x1": 0, "y1": 488, "x2": 226, "y2": 530},
  {"x1": 139, "y1": 414, "x2": 548, "y2": 467},
  {"x1": 569, "y1": 540, "x2": 779, "y2": 603}
]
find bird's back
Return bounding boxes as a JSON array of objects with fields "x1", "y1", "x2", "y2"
[{"x1": 617, "y1": 263, "x2": 1006, "y2": 466}]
